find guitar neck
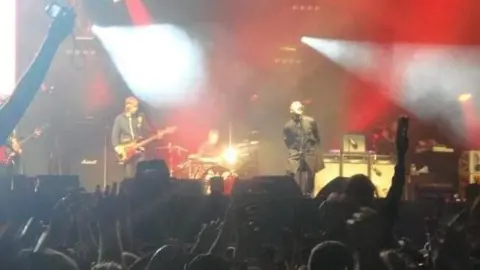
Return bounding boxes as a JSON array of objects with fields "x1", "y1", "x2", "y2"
[
  {"x1": 20, "y1": 134, "x2": 36, "y2": 145},
  {"x1": 136, "y1": 133, "x2": 162, "y2": 148}
]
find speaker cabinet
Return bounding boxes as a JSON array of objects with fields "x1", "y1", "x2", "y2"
[
  {"x1": 232, "y1": 176, "x2": 302, "y2": 198},
  {"x1": 60, "y1": 119, "x2": 122, "y2": 192},
  {"x1": 315, "y1": 153, "x2": 369, "y2": 195},
  {"x1": 459, "y1": 151, "x2": 480, "y2": 175},
  {"x1": 370, "y1": 161, "x2": 394, "y2": 198},
  {"x1": 342, "y1": 133, "x2": 366, "y2": 153},
  {"x1": 315, "y1": 161, "x2": 340, "y2": 196},
  {"x1": 342, "y1": 162, "x2": 369, "y2": 177}
]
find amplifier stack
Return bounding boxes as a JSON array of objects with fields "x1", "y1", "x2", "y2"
[{"x1": 314, "y1": 133, "x2": 395, "y2": 197}]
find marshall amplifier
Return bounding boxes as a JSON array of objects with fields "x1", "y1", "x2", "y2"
[
  {"x1": 315, "y1": 153, "x2": 340, "y2": 196},
  {"x1": 370, "y1": 156, "x2": 394, "y2": 198},
  {"x1": 61, "y1": 119, "x2": 121, "y2": 192},
  {"x1": 342, "y1": 133, "x2": 366, "y2": 153}
]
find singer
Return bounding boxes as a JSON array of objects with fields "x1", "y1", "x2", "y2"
[
  {"x1": 283, "y1": 101, "x2": 324, "y2": 197},
  {"x1": 111, "y1": 96, "x2": 150, "y2": 178}
]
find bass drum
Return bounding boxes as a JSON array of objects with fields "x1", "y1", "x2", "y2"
[{"x1": 202, "y1": 165, "x2": 237, "y2": 195}]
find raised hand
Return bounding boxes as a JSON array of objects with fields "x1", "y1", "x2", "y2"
[
  {"x1": 48, "y1": 7, "x2": 76, "y2": 43},
  {"x1": 93, "y1": 183, "x2": 124, "y2": 226},
  {"x1": 193, "y1": 220, "x2": 222, "y2": 254},
  {"x1": 47, "y1": 194, "x2": 76, "y2": 247},
  {"x1": 395, "y1": 116, "x2": 409, "y2": 156},
  {"x1": 92, "y1": 183, "x2": 126, "y2": 265}
]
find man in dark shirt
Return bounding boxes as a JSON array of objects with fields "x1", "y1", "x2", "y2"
[
  {"x1": 112, "y1": 96, "x2": 149, "y2": 178},
  {"x1": 283, "y1": 101, "x2": 324, "y2": 196},
  {"x1": 198, "y1": 129, "x2": 220, "y2": 157}
]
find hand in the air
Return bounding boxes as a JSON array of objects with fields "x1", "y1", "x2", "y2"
[
  {"x1": 395, "y1": 116, "x2": 409, "y2": 156},
  {"x1": 47, "y1": 7, "x2": 76, "y2": 43},
  {"x1": 93, "y1": 183, "x2": 124, "y2": 226},
  {"x1": 196, "y1": 220, "x2": 223, "y2": 248},
  {"x1": 43, "y1": 193, "x2": 77, "y2": 248}
]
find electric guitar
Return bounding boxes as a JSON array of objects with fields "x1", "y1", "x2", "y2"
[
  {"x1": 0, "y1": 125, "x2": 47, "y2": 165},
  {"x1": 115, "y1": 126, "x2": 177, "y2": 164}
]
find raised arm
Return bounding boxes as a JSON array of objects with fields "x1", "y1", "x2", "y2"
[
  {"x1": 381, "y1": 116, "x2": 409, "y2": 244},
  {"x1": 386, "y1": 116, "x2": 408, "y2": 203},
  {"x1": 0, "y1": 10, "x2": 75, "y2": 143}
]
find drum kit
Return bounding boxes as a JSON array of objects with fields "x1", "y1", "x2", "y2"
[{"x1": 157, "y1": 140, "x2": 259, "y2": 195}]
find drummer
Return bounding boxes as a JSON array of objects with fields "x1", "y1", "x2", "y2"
[{"x1": 197, "y1": 129, "x2": 221, "y2": 158}]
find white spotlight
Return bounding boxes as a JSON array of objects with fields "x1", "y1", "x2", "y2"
[
  {"x1": 93, "y1": 24, "x2": 206, "y2": 107},
  {"x1": 458, "y1": 93, "x2": 472, "y2": 102},
  {"x1": 0, "y1": 0, "x2": 16, "y2": 97}
]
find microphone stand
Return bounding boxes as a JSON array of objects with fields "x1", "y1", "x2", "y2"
[{"x1": 168, "y1": 142, "x2": 173, "y2": 177}]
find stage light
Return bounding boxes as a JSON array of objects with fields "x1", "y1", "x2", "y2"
[
  {"x1": 222, "y1": 147, "x2": 238, "y2": 165},
  {"x1": 92, "y1": 24, "x2": 206, "y2": 107},
  {"x1": 0, "y1": 0, "x2": 16, "y2": 97},
  {"x1": 302, "y1": 36, "x2": 480, "y2": 141},
  {"x1": 273, "y1": 58, "x2": 302, "y2": 64},
  {"x1": 291, "y1": 5, "x2": 320, "y2": 11},
  {"x1": 458, "y1": 93, "x2": 472, "y2": 102},
  {"x1": 280, "y1": 46, "x2": 297, "y2": 52}
]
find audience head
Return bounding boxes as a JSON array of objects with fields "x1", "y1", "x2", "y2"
[
  {"x1": 147, "y1": 245, "x2": 185, "y2": 270},
  {"x1": 308, "y1": 241, "x2": 354, "y2": 270},
  {"x1": 344, "y1": 174, "x2": 376, "y2": 206},
  {"x1": 136, "y1": 160, "x2": 170, "y2": 180},
  {"x1": 316, "y1": 177, "x2": 349, "y2": 200}
]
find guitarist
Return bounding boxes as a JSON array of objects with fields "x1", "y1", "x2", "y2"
[
  {"x1": 1, "y1": 130, "x2": 23, "y2": 175},
  {"x1": 112, "y1": 96, "x2": 152, "y2": 178}
]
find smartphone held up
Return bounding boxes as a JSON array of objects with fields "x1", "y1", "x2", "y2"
[{"x1": 45, "y1": 1, "x2": 70, "y2": 19}]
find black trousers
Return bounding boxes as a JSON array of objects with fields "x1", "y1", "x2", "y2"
[
  {"x1": 123, "y1": 155, "x2": 144, "y2": 179},
  {"x1": 288, "y1": 158, "x2": 315, "y2": 196}
]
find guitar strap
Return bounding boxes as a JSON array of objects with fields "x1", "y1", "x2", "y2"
[{"x1": 128, "y1": 116, "x2": 136, "y2": 140}]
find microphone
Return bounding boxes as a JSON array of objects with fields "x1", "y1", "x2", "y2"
[{"x1": 349, "y1": 138, "x2": 358, "y2": 149}]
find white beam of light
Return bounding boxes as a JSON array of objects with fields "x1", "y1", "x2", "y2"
[
  {"x1": 301, "y1": 37, "x2": 381, "y2": 77},
  {"x1": 0, "y1": 0, "x2": 16, "y2": 97},
  {"x1": 92, "y1": 24, "x2": 206, "y2": 107},
  {"x1": 302, "y1": 36, "x2": 480, "y2": 140}
]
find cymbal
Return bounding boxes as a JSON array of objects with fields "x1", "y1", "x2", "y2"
[
  {"x1": 157, "y1": 145, "x2": 188, "y2": 152},
  {"x1": 235, "y1": 141, "x2": 260, "y2": 148},
  {"x1": 187, "y1": 155, "x2": 220, "y2": 164}
]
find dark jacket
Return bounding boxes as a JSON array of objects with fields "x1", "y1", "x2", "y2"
[
  {"x1": 111, "y1": 113, "x2": 148, "y2": 147},
  {"x1": 283, "y1": 115, "x2": 324, "y2": 172}
]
